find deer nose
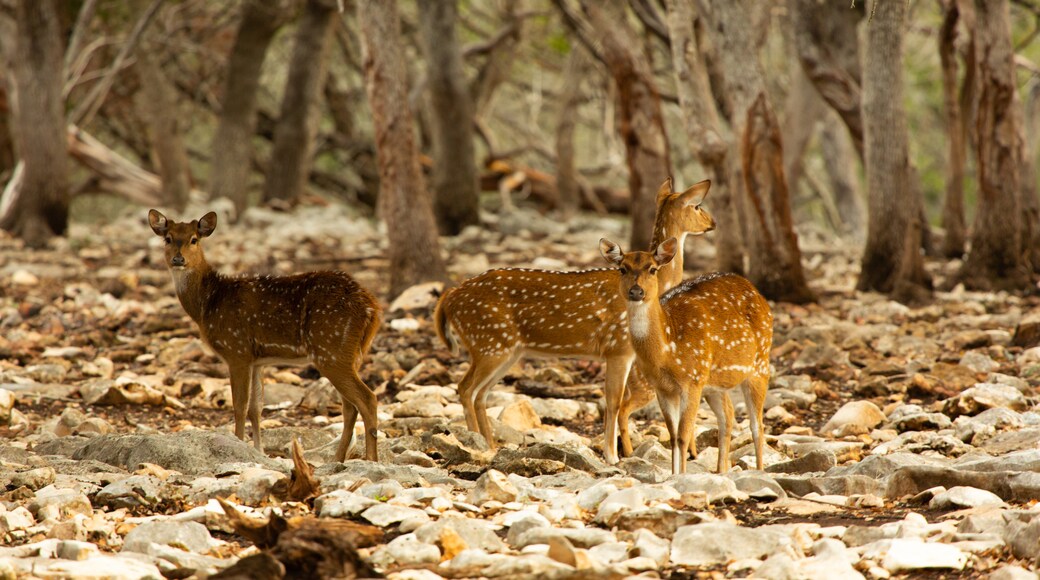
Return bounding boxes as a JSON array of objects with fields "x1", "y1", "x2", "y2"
[
  {"x1": 171, "y1": 254, "x2": 185, "y2": 267},
  {"x1": 628, "y1": 286, "x2": 645, "y2": 301}
]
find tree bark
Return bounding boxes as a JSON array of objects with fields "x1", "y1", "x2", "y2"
[
  {"x1": 819, "y1": 111, "x2": 864, "y2": 240},
  {"x1": 134, "y1": 9, "x2": 192, "y2": 211},
  {"x1": 664, "y1": 0, "x2": 744, "y2": 274},
  {"x1": 579, "y1": 1, "x2": 671, "y2": 251},
  {"x1": 959, "y1": 0, "x2": 1030, "y2": 289},
  {"x1": 857, "y1": 0, "x2": 932, "y2": 298},
  {"x1": 0, "y1": 0, "x2": 69, "y2": 248},
  {"x1": 210, "y1": 0, "x2": 293, "y2": 216},
  {"x1": 555, "y1": 47, "x2": 589, "y2": 218},
  {"x1": 707, "y1": 0, "x2": 813, "y2": 303},
  {"x1": 781, "y1": 64, "x2": 825, "y2": 197},
  {"x1": 263, "y1": 0, "x2": 337, "y2": 206},
  {"x1": 357, "y1": 0, "x2": 448, "y2": 298},
  {"x1": 789, "y1": 0, "x2": 864, "y2": 159},
  {"x1": 417, "y1": 0, "x2": 480, "y2": 235},
  {"x1": 939, "y1": 0, "x2": 968, "y2": 258}
]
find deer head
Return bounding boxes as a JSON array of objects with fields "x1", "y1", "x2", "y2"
[
  {"x1": 149, "y1": 210, "x2": 217, "y2": 271},
  {"x1": 600, "y1": 237, "x2": 678, "y2": 303}
]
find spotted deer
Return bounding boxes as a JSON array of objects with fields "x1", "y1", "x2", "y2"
[
  {"x1": 434, "y1": 179, "x2": 715, "y2": 464},
  {"x1": 148, "y1": 210, "x2": 382, "y2": 462},
  {"x1": 600, "y1": 237, "x2": 772, "y2": 474}
]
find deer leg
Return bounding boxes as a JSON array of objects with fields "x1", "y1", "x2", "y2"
[
  {"x1": 321, "y1": 361, "x2": 379, "y2": 462},
  {"x1": 743, "y1": 376, "x2": 768, "y2": 470},
  {"x1": 657, "y1": 391, "x2": 682, "y2": 475},
  {"x1": 704, "y1": 388, "x2": 734, "y2": 473},
  {"x1": 603, "y1": 355, "x2": 634, "y2": 465},
  {"x1": 337, "y1": 399, "x2": 359, "y2": 460},
  {"x1": 455, "y1": 361, "x2": 483, "y2": 433},
  {"x1": 473, "y1": 352, "x2": 520, "y2": 449},
  {"x1": 247, "y1": 364, "x2": 265, "y2": 452},
  {"x1": 228, "y1": 363, "x2": 251, "y2": 443},
  {"x1": 617, "y1": 367, "x2": 656, "y2": 458},
  {"x1": 676, "y1": 389, "x2": 703, "y2": 475}
]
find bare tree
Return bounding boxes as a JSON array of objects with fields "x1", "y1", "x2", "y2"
[
  {"x1": 357, "y1": 0, "x2": 448, "y2": 297},
  {"x1": 819, "y1": 111, "x2": 864, "y2": 239},
  {"x1": 938, "y1": 0, "x2": 968, "y2": 258},
  {"x1": 857, "y1": 0, "x2": 931, "y2": 300},
  {"x1": 555, "y1": 46, "x2": 589, "y2": 218},
  {"x1": 209, "y1": 0, "x2": 295, "y2": 216},
  {"x1": 0, "y1": 0, "x2": 69, "y2": 248},
  {"x1": 417, "y1": 0, "x2": 480, "y2": 235},
  {"x1": 959, "y1": 0, "x2": 1031, "y2": 289},
  {"x1": 263, "y1": 0, "x2": 337, "y2": 206},
  {"x1": 664, "y1": 0, "x2": 744, "y2": 273},
  {"x1": 706, "y1": 0, "x2": 813, "y2": 303}
]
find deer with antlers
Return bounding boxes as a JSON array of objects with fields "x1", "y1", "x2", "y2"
[
  {"x1": 599, "y1": 237, "x2": 773, "y2": 474},
  {"x1": 148, "y1": 210, "x2": 382, "y2": 462},
  {"x1": 434, "y1": 179, "x2": 716, "y2": 463}
]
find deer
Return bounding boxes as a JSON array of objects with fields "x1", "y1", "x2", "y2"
[
  {"x1": 148, "y1": 210, "x2": 383, "y2": 462},
  {"x1": 434, "y1": 179, "x2": 716, "y2": 464},
  {"x1": 599, "y1": 237, "x2": 773, "y2": 474}
]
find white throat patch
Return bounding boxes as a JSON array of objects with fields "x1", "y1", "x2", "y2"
[
  {"x1": 629, "y1": 301, "x2": 651, "y2": 339},
  {"x1": 171, "y1": 269, "x2": 191, "y2": 296}
]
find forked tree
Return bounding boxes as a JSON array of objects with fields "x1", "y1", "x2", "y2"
[{"x1": 357, "y1": 0, "x2": 448, "y2": 297}]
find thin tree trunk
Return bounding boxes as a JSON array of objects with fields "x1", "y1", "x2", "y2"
[
  {"x1": 939, "y1": 0, "x2": 967, "y2": 258},
  {"x1": 417, "y1": 0, "x2": 480, "y2": 235},
  {"x1": 263, "y1": 0, "x2": 336, "y2": 206},
  {"x1": 0, "y1": 80, "x2": 14, "y2": 175},
  {"x1": 357, "y1": 0, "x2": 448, "y2": 298},
  {"x1": 0, "y1": 0, "x2": 68, "y2": 248},
  {"x1": 960, "y1": 0, "x2": 1030, "y2": 289},
  {"x1": 857, "y1": 0, "x2": 932, "y2": 298},
  {"x1": 580, "y1": 1, "x2": 671, "y2": 251},
  {"x1": 1023, "y1": 79, "x2": 1040, "y2": 272},
  {"x1": 664, "y1": 0, "x2": 744, "y2": 274},
  {"x1": 134, "y1": 12, "x2": 191, "y2": 211},
  {"x1": 819, "y1": 111, "x2": 864, "y2": 240},
  {"x1": 209, "y1": 0, "x2": 293, "y2": 216},
  {"x1": 781, "y1": 63, "x2": 825, "y2": 198},
  {"x1": 707, "y1": 0, "x2": 813, "y2": 303},
  {"x1": 789, "y1": 0, "x2": 864, "y2": 159},
  {"x1": 555, "y1": 47, "x2": 588, "y2": 218}
]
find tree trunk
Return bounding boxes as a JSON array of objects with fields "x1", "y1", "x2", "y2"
[
  {"x1": 789, "y1": 0, "x2": 864, "y2": 159},
  {"x1": 1023, "y1": 79, "x2": 1040, "y2": 272},
  {"x1": 209, "y1": 0, "x2": 293, "y2": 216},
  {"x1": 819, "y1": 111, "x2": 864, "y2": 240},
  {"x1": 960, "y1": 0, "x2": 1030, "y2": 289},
  {"x1": 555, "y1": 47, "x2": 589, "y2": 218},
  {"x1": 857, "y1": 0, "x2": 932, "y2": 298},
  {"x1": 263, "y1": 0, "x2": 336, "y2": 206},
  {"x1": 664, "y1": 0, "x2": 744, "y2": 274},
  {"x1": 707, "y1": 0, "x2": 813, "y2": 303},
  {"x1": 134, "y1": 12, "x2": 192, "y2": 211},
  {"x1": 0, "y1": 0, "x2": 68, "y2": 249},
  {"x1": 417, "y1": 0, "x2": 480, "y2": 235},
  {"x1": 0, "y1": 81, "x2": 14, "y2": 176},
  {"x1": 357, "y1": 0, "x2": 448, "y2": 298},
  {"x1": 580, "y1": 1, "x2": 671, "y2": 251},
  {"x1": 781, "y1": 64, "x2": 825, "y2": 197},
  {"x1": 938, "y1": 0, "x2": 967, "y2": 258}
]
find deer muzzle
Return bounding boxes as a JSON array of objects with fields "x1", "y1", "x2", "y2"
[{"x1": 628, "y1": 286, "x2": 645, "y2": 301}]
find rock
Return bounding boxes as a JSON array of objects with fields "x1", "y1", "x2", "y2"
[
  {"x1": 497, "y1": 398, "x2": 542, "y2": 431},
  {"x1": 469, "y1": 469, "x2": 518, "y2": 505},
  {"x1": 668, "y1": 474, "x2": 747, "y2": 504},
  {"x1": 595, "y1": 487, "x2": 647, "y2": 523},
  {"x1": 389, "y1": 282, "x2": 444, "y2": 312},
  {"x1": 26, "y1": 555, "x2": 162, "y2": 579},
  {"x1": 632, "y1": 529, "x2": 670, "y2": 567},
  {"x1": 1005, "y1": 517, "x2": 1040, "y2": 561},
  {"x1": 0, "y1": 389, "x2": 14, "y2": 424},
  {"x1": 415, "y1": 516, "x2": 505, "y2": 553},
  {"x1": 490, "y1": 443, "x2": 609, "y2": 475},
  {"x1": 794, "y1": 539, "x2": 865, "y2": 580},
  {"x1": 30, "y1": 486, "x2": 92, "y2": 521},
  {"x1": 12, "y1": 270, "x2": 39, "y2": 286},
  {"x1": 514, "y1": 526, "x2": 616, "y2": 549},
  {"x1": 361, "y1": 504, "x2": 430, "y2": 528},
  {"x1": 943, "y1": 383, "x2": 1027, "y2": 418},
  {"x1": 318, "y1": 461, "x2": 430, "y2": 488},
  {"x1": 429, "y1": 432, "x2": 493, "y2": 465},
  {"x1": 314, "y1": 490, "x2": 378, "y2": 518},
  {"x1": 792, "y1": 343, "x2": 849, "y2": 371},
  {"x1": 671, "y1": 522, "x2": 790, "y2": 566},
  {"x1": 959, "y1": 351, "x2": 998, "y2": 373},
  {"x1": 43, "y1": 431, "x2": 285, "y2": 475},
  {"x1": 929, "y1": 486, "x2": 1006, "y2": 510},
  {"x1": 95, "y1": 475, "x2": 163, "y2": 509},
  {"x1": 867, "y1": 538, "x2": 967, "y2": 572},
  {"x1": 988, "y1": 565, "x2": 1039, "y2": 580},
  {"x1": 122, "y1": 521, "x2": 217, "y2": 554},
  {"x1": 0, "y1": 507, "x2": 34, "y2": 534},
  {"x1": 506, "y1": 513, "x2": 551, "y2": 548},
  {"x1": 954, "y1": 408, "x2": 1025, "y2": 444},
  {"x1": 765, "y1": 449, "x2": 836, "y2": 474},
  {"x1": 9, "y1": 467, "x2": 56, "y2": 490},
  {"x1": 371, "y1": 533, "x2": 441, "y2": 568},
  {"x1": 546, "y1": 535, "x2": 579, "y2": 567},
  {"x1": 820, "y1": 401, "x2": 886, "y2": 437},
  {"x1": 392, "y1": 450, "x2": 437, "y2": 468}
]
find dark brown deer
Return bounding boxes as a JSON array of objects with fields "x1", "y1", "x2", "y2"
[{"x1": 148, "y1": 210, "x2": 382, "y2": 462}]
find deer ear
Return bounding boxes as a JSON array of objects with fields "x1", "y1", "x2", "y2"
[
  {"x1": 678, "y1": 179, "x2": 711, "y2": 206},
  {"x1": 599, "y1": 238, "x2": 624, "y2": 265},
  {"x1": 148, "y1": 209, "x2": 169, "y2": 237},
  {"x1": 197, "y1": 212, "x2": 218, "y2": 238},
  {"x1": 654, "y1": 237, "x2": 678, "y2": 265},
  {"x1": 655, "y1": 177, "x2": 674, "y2": 203}
]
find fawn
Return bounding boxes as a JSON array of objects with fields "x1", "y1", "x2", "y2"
[
  {"x1": 434, "y1": 179, "x2": 715, "y2": 464},
  {"x1": 600, "y1": 237, "x2": 772, "y2": 474},
  {"x1": 148, "y1": 210, "x2": 382, "y2": 462}
]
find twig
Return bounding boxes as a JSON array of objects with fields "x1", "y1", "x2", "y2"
[
  {"x1": 69, "y1": 0, "x2": 165, "y2": 126},
  {"x1": 63, "y1": 0, "x2": 99, "y2": 78}
]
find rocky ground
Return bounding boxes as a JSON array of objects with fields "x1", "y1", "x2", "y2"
[{"x1": 1, "y1": 200, "x2": 1039, "y2": 579}]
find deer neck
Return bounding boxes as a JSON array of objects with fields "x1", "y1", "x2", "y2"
[
  {"x1": 170, "y1": 263, "x2": 216, "y2": 324},
  {"x1": 626, "y1": 297, "x2": 671, "y2": 369},
  {"x1": 651, "y1": 225, "x2": 688, "y2": 292}
]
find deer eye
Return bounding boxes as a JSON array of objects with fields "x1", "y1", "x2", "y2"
[
  {"x1": 619, "y1": 267, "x2": 628, "y2": 275},
  {"x1": 190, "y1": 237, "x2": 198, "y2": 245},
  {"x1": 649, "y1": 267, "x2": 658, "y2": 275},
  {"x1": 164, "y1": 236, "x2": 172, "y2": 245}
]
